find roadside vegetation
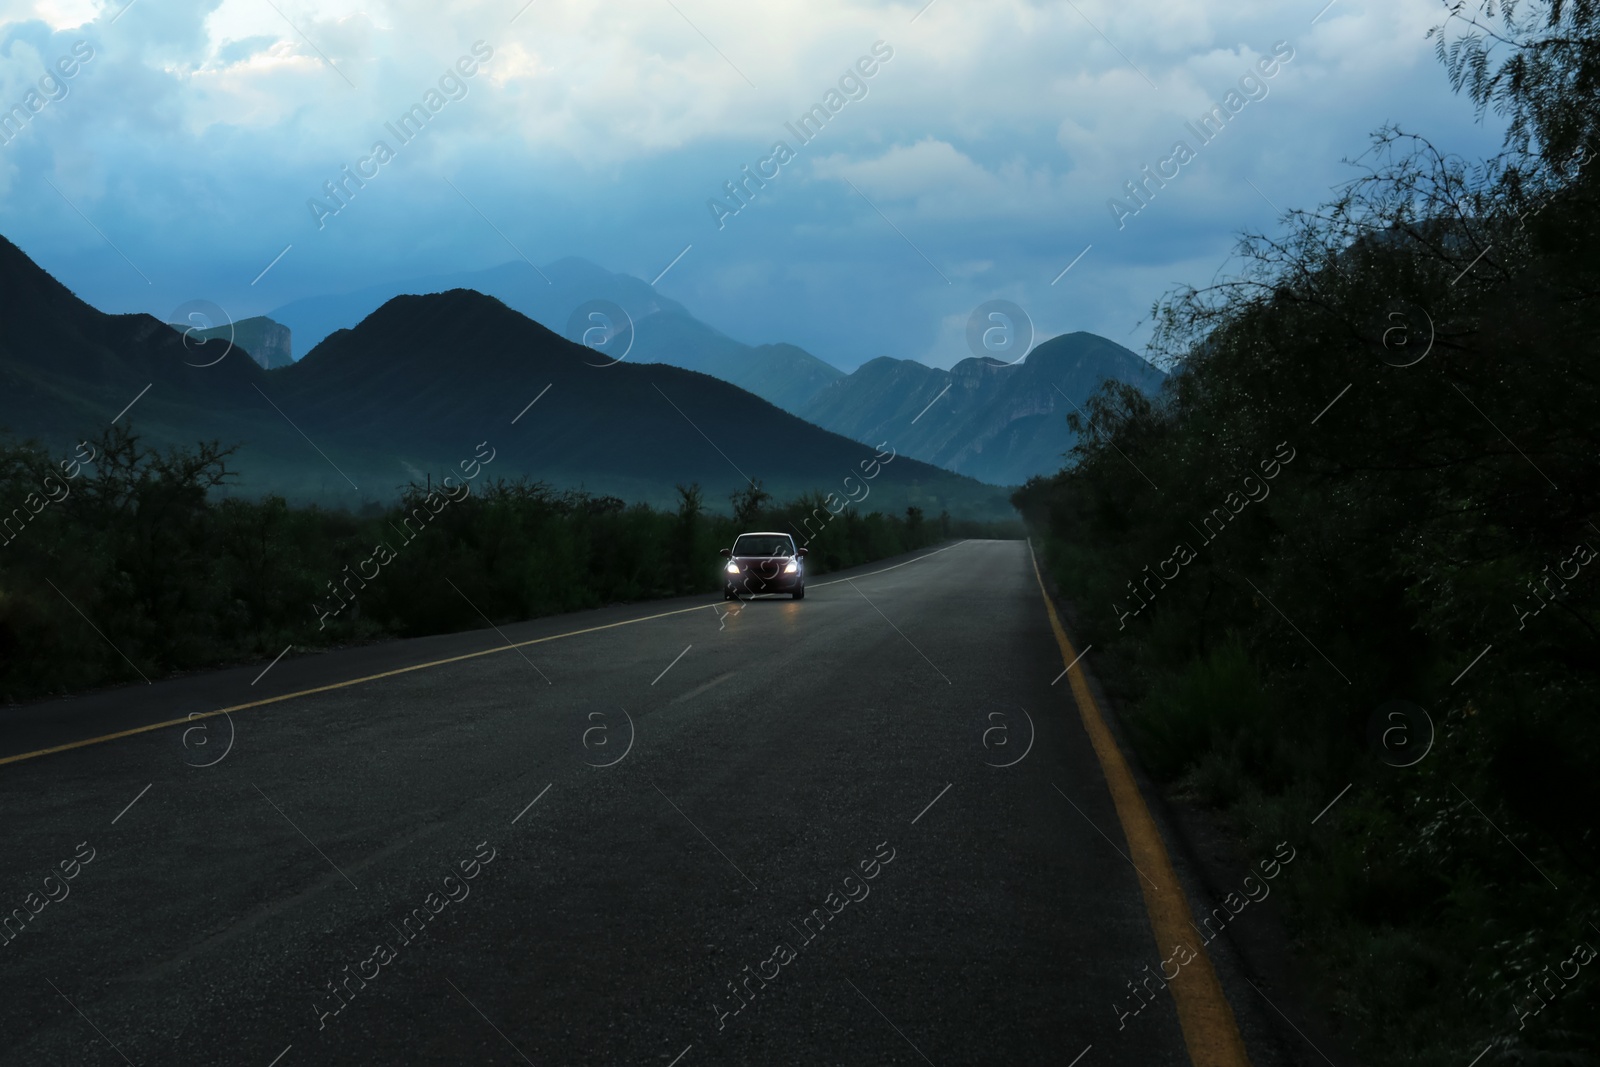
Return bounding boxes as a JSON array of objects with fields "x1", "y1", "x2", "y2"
[
  {"x1": 1015, "y1": 4, "x2": 1598, "y2": 1063},
  {"x1": 0, "y1": 424, "x2": 1017, "y2": 702}
]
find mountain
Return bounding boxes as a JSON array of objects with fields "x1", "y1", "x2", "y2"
[
  {"x1": 0, "y1": 234, "x2": 293, "y2": 456},
  {"x1": 180, "y1": 316, "x2": 294, "y2": 369},
  {"x1": 263, "y1": 262, "x2": 1168, "y2": 483},
  {"x1": 0, "y1": 235, "x2": 1009, "y2": 518},
  {"x1": 799, "y1": 332, "x2": 1167, "y2": 486},
  {"x1": 267, "y1": 289, "x2": 1006, "y2": 514},
  {"x1": 267, "y1": 258, "x2": 845, "y2": 412}
]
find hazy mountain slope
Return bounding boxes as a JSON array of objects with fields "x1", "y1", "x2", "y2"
[
  {"x1": 800, "y1": 332, "x2": 1167, "y2": 485},
  {"x1": 271, "y1": 289, "x2": 1009, "y2": 515},
  {"x1": 708, "y1": 342, "x2": 853, "y2": 412},
  {"x1": 182, "y1": 316, "x2": 294, "y2": 369},
  {"x1": 267, "y1": 258, "x2": 845, "y2": 411}
]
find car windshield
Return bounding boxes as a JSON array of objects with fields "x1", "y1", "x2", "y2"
[{"x1": 733, "y1": 535, "x2": 793, "y2": 557}]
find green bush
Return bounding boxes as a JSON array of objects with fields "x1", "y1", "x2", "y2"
[
  {"x1": 1130, "y1": 637, "x2": 1270, "y2": 782},
  {"x1": 0, "y1": 431, "x2": 1010, "y2": 701}
]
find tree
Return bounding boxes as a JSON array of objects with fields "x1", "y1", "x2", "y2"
[
  {"x1": 730, "y1": 479, "x2": 771, "y2": 527},
  {"x1": 1431, "y1": 0, "x2": 1600, "y2": 170},
  {"x1": 674, "y1": 483, "x2": 707, "y2": 593}
]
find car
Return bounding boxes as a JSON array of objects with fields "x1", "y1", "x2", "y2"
[{"x1": 721, "y1": 531, "x2": 808, "y2": 600}]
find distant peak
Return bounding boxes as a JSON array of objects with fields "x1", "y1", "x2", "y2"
[
  {"x1": 389, "y1": 287, "x2": 507, "y2": 311},
  {"x1": 857, "y1": 354, "x2": 924, "y2": 370}
]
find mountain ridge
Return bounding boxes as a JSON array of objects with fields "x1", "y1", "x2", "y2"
[
  {"x1": 266, "y1": 257, "x2": 847, "y2": 412},
  {"x1": 0, "y1": 235, "x2": 1010, "y2": 517},
  {"x1": 799, "y1": 332, "x2": 1166, "y2": 485}
]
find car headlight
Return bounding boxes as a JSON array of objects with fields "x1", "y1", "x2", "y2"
[
  {"x1": 784, "y1": 559, "x2": 799, "y2": 573},
  {"x1": 725, "y1": 562, "x2": 740, "y2": 574}
]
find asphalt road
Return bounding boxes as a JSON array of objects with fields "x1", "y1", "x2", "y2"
[{"x1": 0, "y1": 539, "x2": 1281, "y2": 1066}]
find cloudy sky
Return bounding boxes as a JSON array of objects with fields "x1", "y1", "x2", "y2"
[{"x1": 1, "y1": 0, "x2": 1505, "y2": 370}]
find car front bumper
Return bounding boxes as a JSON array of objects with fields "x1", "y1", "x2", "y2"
[{"x1": 725, "y1": 570, "x2": 803, "y2": 595}]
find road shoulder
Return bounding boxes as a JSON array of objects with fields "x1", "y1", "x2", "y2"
[{"x1": 1032, "y1": 540, "x2": 1359, "y2": 1067}]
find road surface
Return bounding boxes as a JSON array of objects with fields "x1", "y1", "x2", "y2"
[{"x1": 0, "y1": 539, "x2": 1288, "y2": 1066}]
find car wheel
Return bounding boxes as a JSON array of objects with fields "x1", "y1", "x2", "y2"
[
  {"x1": 792, "y1": 587, "x2": 805, "y2": 600},
  {"x1": 724, "y1": 587, "x2": 735, "y2": 600}
]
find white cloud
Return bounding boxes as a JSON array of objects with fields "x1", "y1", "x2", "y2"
[{"x1": 0, "y1": 0, "x2": 1510, "y2": 373}]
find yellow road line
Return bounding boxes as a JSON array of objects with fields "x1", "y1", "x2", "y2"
[
  {"x1": 1028, "y1": 540, "x2": 1253, "y2": 1067},
  {"x1": 1, "y1": 541, "x2": 975, "y2": 769},
  {"x1": 0, "y1": 601, "x2": 716, "y2": 768}
]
